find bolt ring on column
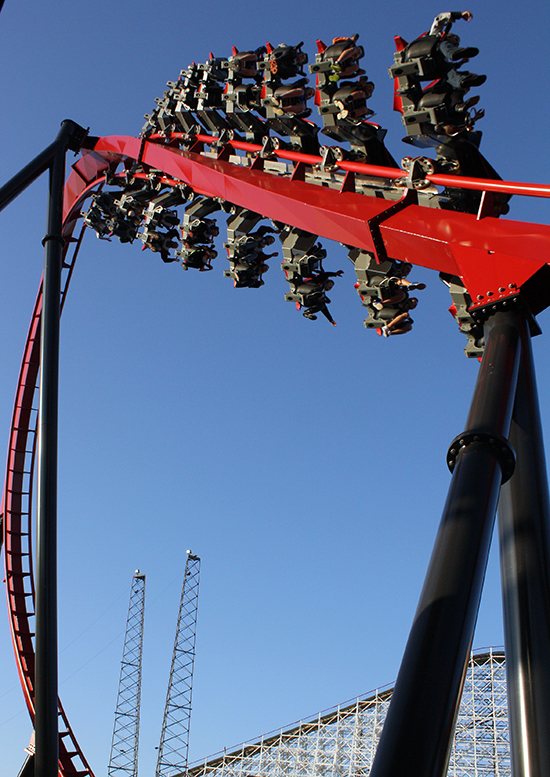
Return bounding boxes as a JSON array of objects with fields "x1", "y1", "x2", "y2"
[
  {"x1": 42, "y1": 234, "x2": 65, "y2": 247},
  {"x1": 447, "y1": 430, "x2": 516, "y2": 483}
]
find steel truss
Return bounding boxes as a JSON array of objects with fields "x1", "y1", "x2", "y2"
[
  {"x1": 109, "y1": 571, "x2": 146, "y2": 777},
  {"x1": 157, "y1": 552, "x2": 201, "y2": 777},
  {"x1": 184, "y1": 650, "x2": 509, "y2": 777}
]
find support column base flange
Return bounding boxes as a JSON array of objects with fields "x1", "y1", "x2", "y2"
[{"x1": 447, "y1": 430, "x2": 516, "y2": 483}]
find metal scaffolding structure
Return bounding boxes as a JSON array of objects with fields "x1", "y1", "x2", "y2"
[
  {"x1": 108, "y1": 571, "x2": 146, "y2": 777},
  {"x1": 157, "y1": 552, "x2": 201, "y2": 777},
  {"x1": 185, "y1": 650, "x2": 509, "y2": 777}
]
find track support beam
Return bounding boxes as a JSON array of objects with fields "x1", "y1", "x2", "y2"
[
  {"x1": 498, "y1": 318, "x2": 550, "y2": 777},
  {"x1": 369, "y1": 310, "x2": 522, "y2": 777},
  {"x1": 31, "y1": 120, "x2": 86, "y2": 777},
  {"x1": 0, "y1": 122, "x2": 86, "y2": 215}
]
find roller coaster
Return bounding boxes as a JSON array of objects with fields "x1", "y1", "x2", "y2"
[{"x1": 2, "y1": 11, "x2": 550, "y2": 777}]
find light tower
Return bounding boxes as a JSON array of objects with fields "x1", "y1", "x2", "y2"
[
  {"x1": 156, "y1": 551, "x2": 201, "y2": 777},
  {"x1": 108, "y1": 570, "x2": 146, "y2": 777}
]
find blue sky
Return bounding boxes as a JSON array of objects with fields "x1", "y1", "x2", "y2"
[{"x1": 1, "y1": 1, "x2": 549, "y2": 775}]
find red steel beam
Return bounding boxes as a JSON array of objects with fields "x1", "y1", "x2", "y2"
[{"x1": 72, "y1": 136, "x2": 550, "y2": 314}]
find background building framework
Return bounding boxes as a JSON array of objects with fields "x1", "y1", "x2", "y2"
[{"x1": 185, "y1": 650, "x2": 509, "y2": 777}]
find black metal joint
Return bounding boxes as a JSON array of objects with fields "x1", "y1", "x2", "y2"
[
  {"x1": 60, "y1": 119, "x2": 89, "y2": 153},
  {"x1": 41, "y1": 234, "x2": 65, "y2": 248},
  {"x1": 447, "y1": 429, "x2": 516, "y2": 483},
  {"x1": 319, "y1": 145, "x2": 340, "y2": 172},
  {"x1": 260, "y1": 136, "x2": 278, "y2": 158},
  {"x1": 399, "y1": 156, "x2": 434, "y2": 190},
  {"x1": 367, "y1": 188, "x2": 417, "y2": 264}
]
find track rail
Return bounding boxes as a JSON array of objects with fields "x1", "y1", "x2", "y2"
[
  {"x1": 2, "y1": 133, "x2": 550, "y2": 776},
  {"x1": 2, "y1": 203, "x2": 99, "y2": 776}
]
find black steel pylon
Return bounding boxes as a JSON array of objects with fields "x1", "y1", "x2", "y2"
[
  {"x1": 370, "y1": 308, "x2": 550, "y2": 777},
  {"x1": 497, "y1": 317, "x2": 550, "y2": 776}
]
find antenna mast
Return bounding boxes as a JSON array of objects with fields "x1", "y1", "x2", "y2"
[
  {"x1": 156, "y1": 552, "x2": 201, "y2": 777},
  {"x1": 108, "y1": 570, "x2": 146, "y2": 777}
]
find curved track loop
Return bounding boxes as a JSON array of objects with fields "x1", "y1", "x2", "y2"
[
  {"x1": 2, "y1": 144, "x2": 122, "y2": 775},
  {"x1": 3, "y1": 135, "x2": 550, "y2": 776},
  {"x1": 2, "y1": 225, "x2": 95, "y2": 775}
]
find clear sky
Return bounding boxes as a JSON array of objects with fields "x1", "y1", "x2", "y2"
[{"x1": 1, "y1": 1, "x2": 549, "y2": 776}]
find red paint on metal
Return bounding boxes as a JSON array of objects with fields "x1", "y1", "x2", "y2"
[
  {"x1": 67, "y1": 136, "x2": 550, "y2": 310},
  {"x1": 427, "y1": 173, "x2": 550, "y2": 199},
  {"x1": 3, "y1": 219, "x2": 97, "y2": 777},
  {"x1": 392, "y1": 36, "x2": 407, "y2": 114},
  {"x1": 185, "y1": 132, "x2": 403, "y2": 176}
]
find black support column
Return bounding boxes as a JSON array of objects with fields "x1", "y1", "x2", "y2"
[
  {"x1": 498, "y1": 318, "x2": 550, "y2": 777},
  {"x1": 369, "y1": 310, "x2": 522, "y2": 777},
  {"x1": 34, "y1": 125, "x2": 67, "y2": 777},
  {"x1": 33, "y1": 120, "x2": 85, "y2": 777},
  {"x1": 1, "y1": 120, "x2": 86, "y2": 777}
]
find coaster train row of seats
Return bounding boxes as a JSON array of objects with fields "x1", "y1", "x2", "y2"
[{"x1": 83, "y1": 12, "x2": 507, "y2": 354}]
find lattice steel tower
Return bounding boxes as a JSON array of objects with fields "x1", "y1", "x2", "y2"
[
  {"x1": 108, "y1": 570, "x2": 146, "y2": 777},
  {"x1": 156, "y1": 551, "x2": 201, "y2": 777}
]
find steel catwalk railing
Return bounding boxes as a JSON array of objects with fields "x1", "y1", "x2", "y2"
[
  {"x1": 369, "y1": 311, "x2": 522, "y2": 777},
  {"x1": 497, "y1": 317, "x2": 550, "y2": 777},
  {"x1": 108, "y1": 571, "x2": 146, "y2": 777},
  {"x1": 156, "y1": 552, "x2": 201, "y2": 777}
]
